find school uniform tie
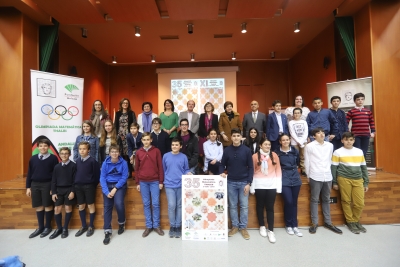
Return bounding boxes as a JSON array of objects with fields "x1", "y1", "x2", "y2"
[
  {"x1": 253, "y1": 113, "x2": 256, "y2": 123},
  {"x1": 40, "y1": 155, "x2": 44, "y2": 160},
  {"x1": 81, "y1": 158, "x2": 84, "y2": 162}
]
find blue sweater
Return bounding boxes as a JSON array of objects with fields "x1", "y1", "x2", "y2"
[
  {"x1": 275, "y1": 146, "x2": 302, "y2": 187},
  {"x1": 221, "y1": 144, "x2": 253, "y2": 184},
  {"x1": 151, "y1": 131, "x2": 170, "y2": 157},
  {"x1": 73, "y1": 135, "x2": 99, "y2": 162},
  {"x1": 329, "y1": 108, "x2": 349, "y2": 140},
  {"x1": 100, "y1": 156, "x2": 128, "y2": 195},
  {"x1": 306, "y1": 108, "x2": 338, "y2": 137},
  {"x1": 26, "y1": 154, "x2": 59, "y2": 188},
  {"x1": 162, "y1": 152, "x2": 189, "y2": 188},
  {"x1": 75, "y1": 156, "x2": 100, "y2": 185}
]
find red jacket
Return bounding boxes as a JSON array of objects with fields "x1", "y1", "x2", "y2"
[{"x1": 135, "y1": 146, "x2": 164, "y2": 184}]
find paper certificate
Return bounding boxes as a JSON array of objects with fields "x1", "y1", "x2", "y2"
[{"x1": 182, "y1": 175, "x2": 228, "y2": 241}]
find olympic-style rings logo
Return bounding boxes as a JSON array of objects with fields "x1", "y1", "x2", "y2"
[{"x1": 41, "y1": 104, "x2": 79, "y2": 120}]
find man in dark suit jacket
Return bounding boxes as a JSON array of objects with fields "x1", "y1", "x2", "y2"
[
  {"x1": 242, "y1": 100, "x2": 267, "y2": 138},
  {"x1": 266, "y1": 100, "x2": 289, "y2": 151},
  {"x1": 179, "y1": 100, "x2": 200, "y2": 135}
]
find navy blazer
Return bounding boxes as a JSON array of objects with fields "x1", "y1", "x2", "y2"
[
  {"x1": 266, "y1": 112, "x2": 289, "y2": 141},
  {"x1": 127, "y1": 132, "x2": 143, "y2": 157}
]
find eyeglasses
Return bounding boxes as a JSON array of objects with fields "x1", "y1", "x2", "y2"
[
  {"x1": 180, "y1": 124, "x2": 189, "y2": 126},
  {"x1": 152, "y1": 122, "x2": 160, "y2": 125},
  {"x1": 110, "y1": 151, "x2": 119, "y2": 154},
  {"x1": 60, "y1": 153, "x2": 69, "y2": 156}
]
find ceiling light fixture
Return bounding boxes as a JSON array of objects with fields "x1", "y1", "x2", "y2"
[
  {"x1": 191, "y1": 53, "x2": 195, "y2": 61},
  {"x1": 232, "y1": 52, "x2": 236, "y2": 60},
  {"x1": 112, "y1": 56, "x2": 117, "y2": 64},
  {"x1": 151, "y1": 55, "x2": 156, "y2": 62},
  {"x1": 241, "y1": 23, "x2": 247, "y2": 33},
  {"x1": 294, "y1": 22, "x2": 300, "y2": 33},
  {"x1": 271, "y1": 52, "x2": 275, "y2": 59},
  {"x1": 187, "y1": 24, "x2": 194, "y2": 34},
  {"x1": 135, "y1": 26, "x2": 141, "y2": 37},
  {"x1": 81, "y1": 28, "x2": 88, "y2": 38}
]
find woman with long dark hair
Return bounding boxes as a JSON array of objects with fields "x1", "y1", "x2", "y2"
[{"x1": 90, "y1": 100, "x2": 110, "y2": 137}]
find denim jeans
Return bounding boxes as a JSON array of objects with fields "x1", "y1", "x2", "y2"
[
  {"x1": 281, "y1": 185, "x2": 301, "y2": 228},
  {"x1": 354, "y1": 136, "x2": 370, "y2": 158},
  {"x1": 165, "y1": 187, "x2": 182, "y2": 228},
  {"x1": 103, "y1": 183, "x2": 126, "y2": 233},
  {"x1": 227, "y1": 181, "x2": 249, "y2": 229},
  {"x1": 140, "y1": 181, "x2": 161, "y2": 228}
]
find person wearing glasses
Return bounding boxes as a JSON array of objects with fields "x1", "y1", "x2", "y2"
[
  {"x1": 177, "y1": 118, "x2": 199, "y2": 175},
  {"x1": 151, "y1": 117, "x2": 170, "y2": 157}
]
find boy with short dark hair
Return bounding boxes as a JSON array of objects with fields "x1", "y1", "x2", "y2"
[
  {"x1": 74, "y1": 141, "x2": 100, "y2": 237},
  {"x1": 221, "y1": 128, "x2": 254, "y2": 240},
  {"x1": 332, "y1": 132, "x2": 369, "y2": 234},
  {"x1": 151, "y1": 117, "x2": 170, "y2": 157},
  {"x1": 266, "y1": 100, "x2": 289, "y2": 151},
  {"x1": 346, "y1": 92, "x2": 375, "y2": 158},
  {"x1": 162, "y1": 137, "x2": 191, "y2": 238},
  {"x1": 50, "y1": 147, "x2": 76, "y2": 239},
  {"x1": 329, "y1": 96, "x2": 349, "y2": 151},
  {"x1": 306, "y1": 97, "x2": 338, "y2": 142},
  {"x1": 178, "y1": 118, "x2": 199, "y2": 174},
  {"x1": 135, "y1": 132, "x2": 164, "y2": 237},
  {"x1": 304, "y1": 127, "x2": 342, "y2": 235},
  {"x1": 26, "y1": 139, "x2": 59, "y2": 238}
]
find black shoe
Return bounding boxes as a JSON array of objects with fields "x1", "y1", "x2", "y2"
[
  {"x1": 40, "y1": 228, "x2": 52, "y2": 238},
  {"x1": 309, "y1": 224, "x2": 318, "y2": 234},
  {"x1": 61, "y1": 229, "x2": 69, "y2": 239},
  {"x1": 118, "y1": 224, "x2": 125, "y2": 235},
  {"x1": 169, "y1": 227, "x2": 175, "y2": 238},
  {"x1": 75, "y1": 227, "x2": 88, "y2": 237},
  {"x1": 175, "y1": 226, "x2": 182, "y2": 238},
  {"x1": 324, "y1": 223, "x2": 343, "y2": 234},
  {"x1": 301, "y1": 171, "x2": 307, "y2": 176},
  {"x1": 103, "y1": 233, "x2": 111, "y2": 245},
  {"x1": 49, "y1": 229, "x2": 62, "y2": 239},
  {"x1": 29, "y1": 228, "x2": 44, "y2": 239},
  {"x1": 86, "y1": 227, "x2": 94, "y2": 237}
]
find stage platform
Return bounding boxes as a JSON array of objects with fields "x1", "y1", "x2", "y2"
[{"x1": 1, "y1": 171, "x2": 399, "y2": 229}]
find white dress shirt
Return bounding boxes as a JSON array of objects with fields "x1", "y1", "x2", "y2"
[
  {"x1": 304, "y1": 140, "x2": 333, "y2": 182},
  {"x1": 275, "y1": 112, "x2": 283, "y2": 133},
  {"x1": 188, "y1": 112, "x2": 193, "y2": 129}
]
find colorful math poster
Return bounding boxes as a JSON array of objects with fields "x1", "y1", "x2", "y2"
[{"x1": 182, "y1": 175, "x2": 228, "y2": 241}]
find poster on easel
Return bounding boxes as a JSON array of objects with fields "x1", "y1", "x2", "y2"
[
  {"x1": 182, "y1": 175, "x2": 228, "y2": 241},
  {"x1": 30, "y1": 70, "x2": 84, "y2": 160},
  {"x1": 327, "y1": 77, "x2": 375, "y2": 168}
]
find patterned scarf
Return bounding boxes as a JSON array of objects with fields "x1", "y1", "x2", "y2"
[
  {"x1": 142, "y1": 111, "x2": 153, "y2": 132},
  {"x1": 260, "y1": 150, "x2": 270, "y2": 175}
]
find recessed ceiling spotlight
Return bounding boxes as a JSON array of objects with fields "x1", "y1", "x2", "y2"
[
  {"x1": 187, "y1": 24, "x2": 194, "y2": 34},
  {"x1": 151, "y1": 55, "x2": 156, "y2": 62},
  {"x1": 81, "y1": 28, "x2": 88, "y2": 38},
  {"x1": 294, "y1": 22, "x2": 300, "y2": 33},
  {"x1": 270, "y1": 52, "x2": 275, "y2": 59},
  {"x1": 241, "y1": 23, "x2": 247, "y2": 33},
  {"x1": 191, "y1": 53, "x2": 195, "y2": 61},
  {"x1": 112, "y1": 56, "x2": 117, "y2": 64},
  {"x1": 232, "y1": 52, "x2": 236, "y2": 60},
  {"x1": 135, "y1": 26, "x2": 141, "y2": 37}
]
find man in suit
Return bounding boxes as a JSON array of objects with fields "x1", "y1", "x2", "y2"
[
  {"x1": 179, "y1": 100, "x2": 200, "y2": 135},
  {"x1": 267, "y1": 100, "x2": 289, "y2": 151},
  {"x1": 242, "y1": 100, "x2": 267, "y2": 138}
]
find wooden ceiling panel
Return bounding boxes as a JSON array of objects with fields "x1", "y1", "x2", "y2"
[
  {"x1": 165, "y1": 0, "x2": 219, "y2": 20},
  {"x1": 282, "y1": 0, "x2": 345, "y2": 18},
  {"x1": 226, "y1": 0, "x2": 284, "y2": 19},
  {"x1": 99, "y1": 0, "x2": 161, "y2": 22},
  {"x1": 32, "y1": 0, "x2": 105, "y2": 24}
]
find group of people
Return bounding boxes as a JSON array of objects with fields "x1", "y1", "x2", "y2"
[{"x1": 25, "y1": 92, "x2": 374, "y2": 245}]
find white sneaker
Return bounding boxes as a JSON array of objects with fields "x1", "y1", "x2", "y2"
[
  {"x1": 259, "y1": 226, "x2": 267, "y2": 237},
  {"x1": 286, "y1": 227, "x2": 294, "y2": 235},
  {"x1": 267, "y1": 231, "x2": 276, "y2": 243},
  {"x1": 293, "y1": 227, "x2": 303, "y2": 237}
]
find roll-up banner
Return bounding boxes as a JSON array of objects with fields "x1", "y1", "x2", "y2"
[{"x1": 30, "y1": 70, "x2": 84, "y2": 160}]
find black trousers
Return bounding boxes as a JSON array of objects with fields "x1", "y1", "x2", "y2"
[{"x1": 255, "y1": 189, "x2": 277, "y2": 231}]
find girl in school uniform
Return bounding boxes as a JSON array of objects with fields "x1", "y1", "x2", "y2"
[
  {"x1": 275, "y1": 134, "x2": 303, "y2": 237},
  {"x1": 250, "y1": 138, "x2": 282, "y2": 243},
  {"x1": 203, "y1": 128, "x2": 223, "y2": 175},
  {"x1": 73, "y1": 120, "x2": 99, "y2": 162}
]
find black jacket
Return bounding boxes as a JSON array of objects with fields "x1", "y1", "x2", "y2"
[
  {"x1": 178, "y1": 130, "x2": 199, "y2": 168},
  {"x1": 198, "y1": 113, "x2": 219, "y2": 138}
]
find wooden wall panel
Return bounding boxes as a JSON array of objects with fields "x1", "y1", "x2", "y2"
[
  {"x1": 290, "y1": 23, "x2": 337, "y2": 108},
  {"x1": 370, "y1": 1, "x2": 400, "y2": 174},
  {"x1": 354, "y1": 4, "x2": 373, "y2": 78}
]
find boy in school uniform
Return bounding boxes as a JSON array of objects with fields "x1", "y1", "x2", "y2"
[
  {"x1": 74, "y1": 141, "x2": 100, "y2": 237},
  {"x1": 266, "y1": 100, "x2": 289, "y2": 152},
  {"x1": 220, "y1": 128, "x2": 254, "y2": 240},
  {"x1": 26, "y1": 139, "x2": 59, "y2": 238},
  {"x1": 135, "y1": 132, "x2": 165, "y2": 237},
  {"x1": 332, "y1": 132, "x2": 369, "y2": 234},
  {"x1": 50, "y1": 147, "x2": 76, "y2": 239},
  {"x1": 329, "y1": 96, "x2": 349, "y2": 151},
  {"x1": 346, "y1": 92, "x2": 375, "y2": 158},
  {"x1": 151, "y1": 117, "x2": 170, "y2": 157},
  {"x1": 304, "y1": 127, "x2": 342, "y2": 235},
  {"x1": 127, "y1": 122, "x2": 143, "y2": 170},
  {"x1": 162, "y1": 137, "x2": 192, "y2": 238},
  {"x1": 306, "y1": 97, "x2": 338, "y2": 142}
]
